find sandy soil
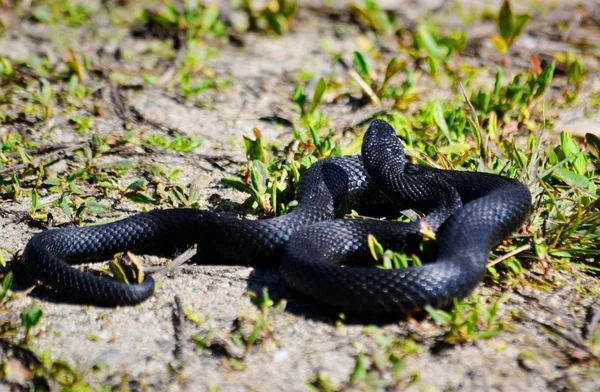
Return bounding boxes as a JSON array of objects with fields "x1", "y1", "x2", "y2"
[{"x1": 1, "y1": 0, "x2": 599, "y2": 391}]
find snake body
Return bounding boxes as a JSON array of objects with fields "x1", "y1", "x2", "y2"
[{"x1": 22, "y1": 120, "x2": 532, "y2": 312}]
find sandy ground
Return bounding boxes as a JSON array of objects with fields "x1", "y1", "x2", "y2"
[{"x1": 1, "y1": 0, "x2": 599, "y2": 391}]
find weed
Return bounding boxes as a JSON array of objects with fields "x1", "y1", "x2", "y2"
[
  {"x1": 491, "y1": 0, "x2": 530, "y2": 60},
  {"x1": 141, "y1": 1, "x2": 226, "y2": 41},
  {"x1": 29, "y1": 0, "x2": 96, "y2": 28},
  {"x1": 237, "y1": 0, "x2": 298, "y2": 35},
  {"x1": 0, "y1": 272, "x2": 12, "y2": 305},
  {"x1": 367, "y1": 234, "x2": 423, "y2": 269},
  {"x1": 20, "y1": 303, "x2": 43, "y2": 344},
  {"x1": 191, "y1": 287, "x2": 283, "y2": 361},
  {"x1": 349, "y1": 0, "x2": 394, "y2": 34},
  {"x1": 351, "y1": 51, "x2": 406, "y2": 103},
  {"x1": 346, "y1": 329, "x2": 421, "y2": 390},
  {"x1": 426, "y1": 293, "x2": 512, "y2": 344}
]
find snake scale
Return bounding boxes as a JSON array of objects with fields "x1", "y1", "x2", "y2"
[{"x1": 22, "y1": 120, "x2": 532, "y2": 313}]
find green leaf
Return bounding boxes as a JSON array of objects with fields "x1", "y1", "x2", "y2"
[
  {"x1": 308, "y1": 126, "x2": 321, "y2": 150},
  {"x1": 21, "y1": 303, "x2": 43, "y2": 331},
  {"x1": 534, "y1": 62, "x2": 554, "y2": 98},
  {"x1": 0, "y1": 272, "x2": 13, "y2": 303},
  {"x1": 43, "y1": 177, "x2": 60, "y2": 186},
  {"x1": 221, "y1": 178, "x2": 254, "y2": 194},
  {"x1": 379, "y1": 57, "x2": 404, "y2": 96},
  {"x1": 553, "y1": 167, "x2": 589, "y2": 188},
  {"x1": 367, "y1": 234, "x2": 384, "y2": 261},
  {"x1": 432, "y1": 99, "x2": 453, "y2": 142},
  {"x1": 349, "y1": 352, "x2": 367, "y2": 385},
  {"x1": 573, "y1": 154, "x2": 587, "y2": 176},
  {"x1": 417, "y1": 24, "x2": 443, "y2": 59},
  {"x1": 86, "y1": 200, "x2": 108, "y2": 215},
  {"x1": 309, "y1": 77, "x2": 327, "y2": 115},
  {"x1": 512, "y1": 14, "x2": 530, "y2": 39},
  {"x1": 493, "y1": 68, "x2": 503, "y2": 96},
  {"x1": 560, "y1": 131, "x2": 580, "y2": 157},
  {"x1": 425, "y1": 306, "x2": 451, "y2": 325},
  {"x1": 60, "y1": 195, "x2": 73, "y2": 220},
  {"x1": 490, "y1": 35, "x2": 508, "y2": 54},
  {"x1": 243, "y1": 134, "x2": 266, "y2": 162},
  {"x1": 392, "y1": 253, "x2": 407, "y2": 269},
  {"x1": 245, "y1": 314, "x2": 263, "y2": 349},
  {"x1": 250, "y1": 160, "x2": 269, "y2": 195},
  {"x1": 353, "y1": 51, "x2": 370, "y2": 83},
  {"x1": 498, "y1": 0, "x2": 514, "y2": 41},
  {"x1": 384, "y1": 57, "x2": 404, "y2": 81},
  {"x1": 127, "y1": 179, "x2": 147, "y2": 191},
  {"x1": 124, "y1": 191, "x2": 157, "y2": 205},
  {"x1": 31, "y1": 188, "x2": 39, "y2": 210},
  {"x1": 567, "y1": 60, "x2": 583, "y2": 84},
  {"x1": 585, "y1": 132, "x2": 600, "y2": 159},
  {"x1": 293, "y1": 84, "x2": 305, "y2": 113},
  {"x1": 109, "y1": 260, "x2": 130, "y2": 284}
]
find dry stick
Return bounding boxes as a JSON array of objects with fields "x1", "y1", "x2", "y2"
[
  {"x1": 4, "y1": 143, "x2": 80, "y2": 159},
  {"x1": 348, "y1": 69, "x2": 381, "y2": 105},
  {"x1": 526, "y1": 97, "x2": 547, "y2": 187},
  {"x1": 488, "y1": 244, "x2": 532, "y2": 267},
  {"x1": 159, "y1": 32, "x2": 187, "y2": 86},
  {"x1": 0, "y1": 142, "x2": 90, "y2": 175},
  {"x1": 172, "y1": 295, "x2": 185, "y2": 365},
  {"x1": 107, "y1": 81, "x2": 134, "y2": 125},
  {"x1": 529, "y1": 317, "x2": 600, "y2": 365},
  {"x1": 148, "y1": 247, "x2": 198, "y2": 276}
]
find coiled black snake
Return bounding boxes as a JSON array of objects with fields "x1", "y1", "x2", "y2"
[{"x1": 22, "y1": 120, "x2": 532, "y2": 313}]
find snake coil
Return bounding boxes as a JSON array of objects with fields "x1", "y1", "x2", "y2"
[{"x1": 22, "y1": 120, "x2": 531, "y2": 313}]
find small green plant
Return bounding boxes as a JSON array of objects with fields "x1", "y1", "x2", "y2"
[
  {"x1": 490, "y1": 0, "x2": 530, "y2": 60},
  {"x1": 237, "y1": 0, "x2": 298, "y2": 35},
  {"x1": 349, "y1": 0, "x2": 394, "y2": 34},
  {"x1": 292, "y1": 78, "x2": 343, "y2": 158},
  {"x1": 30, "y1": 0, "x2": 95, "y2": 27},
  {"x1": 143, "y1": 133, "x2": 204, "y2": 153},
  {"x1": 191, "y1": 287, "x2": 282, "y2": 361},
  {"x1": 410, "y1": 23, "x2": 467, "y2": 76},
  {"x1": 62, "y1": 48, "x2": 89, "y2": 81},
  {"x1": 221, "y1": 129, "x2": 278, "y2": 214},
  {"x1": 0, "y1": 57, "x2": 17, "y2": 84},
  {"x1": 564, "y1": 59, "x2": 584, "y2": 102},
  {"x1": 351, "y1": 51, "x2": 406, "y2": 104},
  {"x1": 122, "y1": 164, "x2": 202, "y2": 208},
  {"x1": 293, "y1": 77, "x2": 327, "y2": 127},
  {"x1": 20, "y1": 303, "x2": 44, "y2": 344},
  {"x1": 141, "y1": 1, "x2": 226, "y2": 41},
  {"x1": 35, "y1": 79, "x2": 54, "y2": 120},
  {"x1": 367, "y1": 234, "x2": 423, "y2": 269},
  {"x1": 346, "y1": 329, "x2": 420, "y2": 390},
  {"x1": 426, "y1": 293, "x2": 511, "y2": 344},
  {"x1": 307, "y1": 372, "x2": 339, "y2": 392},
  {"x1": 221, "y1": 126, "x2": 320, "y2": 215},
  {"x1": 469, "y1": 63, "x2": 555, "y2": 122},
  {"x1": 0, "y1": 272, "x2": 12, "y2": 304}
]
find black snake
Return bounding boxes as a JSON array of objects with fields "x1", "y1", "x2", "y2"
[{"x1": 22, "y1": 120, "x2": 532, "y2": 313}]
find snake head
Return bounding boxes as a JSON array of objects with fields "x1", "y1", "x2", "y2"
[{"x1": 362, "y1": 120, "x2": 407, "y2": 182}]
